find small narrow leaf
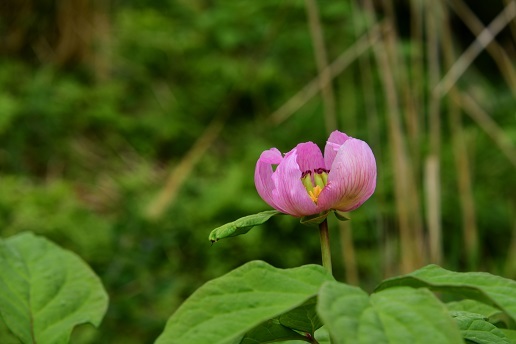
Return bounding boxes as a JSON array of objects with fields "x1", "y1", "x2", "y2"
[
  {"x1": 0, "y1": 232, "x2": 108, "y2": 344},
  {"x1": 317, "y1": 281, "x2": 463, "y2": 344},
  {"x1": 375, "y1": 264, "x2": 516, "y2": 325},
  {"x1": 209, "y1": 210, "x2": 282, "y2": 243},
  {"x1": 451, "y1": 311, "x2": 511, "y2": 344},
  {"x1": 156, "y1": 261, "x2": 333, "y2": 344}
]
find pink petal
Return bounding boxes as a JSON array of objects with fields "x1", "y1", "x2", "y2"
[
  {"x1": 324, "y1": 131, "x2": 350, "y2": 170},
  {"x1": 271, "y1": 149, "x2": 318, "y2": 217},
  {"x1": 318, "y1": 138, "x2": 376, "y2": 212},
  {"x1": 294, "y1": 142, "x2": 325, "y2": 172},
  {"x1": 254, "y1": 148, "x2": 284, "y2": 211}
]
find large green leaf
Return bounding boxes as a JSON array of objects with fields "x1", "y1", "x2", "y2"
[
  {"x1": 316, "y1": 282, "x2": 376, "y2": 343},
  {"x1": 0, "y1": 232, "x2": 108, "y2": 344},
  {"x1": 447, "y1": 300, "x2": 513, "y2": 328},
  {"x1": 375, "y1": 264, "x2": 516, "y2": 325},
  {"x1": 317, "y1": 281, "x2": 463, "y2": 344},
  {"x1": 500, "y1": 329, "x2": 516, "y2": 342},
  {"x1": 450, "y1": 311, "x2": 511, "y2": 344},
  {"x1": 240, "y1": 319, "x2": 309, "y2": 344},
  {"x1": 279, "y1": 296, "x2": 323, "y2": 334},
  {"x1": 209, "y1": 210, "x2": 282, "y2": 243},
  {"x1": 155, "y1": 260, "x2": 333, "y2": 344},
  {"x1": 241, "y1": 297, "x2": 323, "y2": 344}
]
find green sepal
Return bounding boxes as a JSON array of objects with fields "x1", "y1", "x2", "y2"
[
  {"x1": 209, "y1": 210, "x2": 282, "y2": 243},
  {"x1": 300, "y1": 211, "x2": 330, "y2": 226},
  {"x1": 334, "y1": 211, "x2": 350, "y2": 222}
]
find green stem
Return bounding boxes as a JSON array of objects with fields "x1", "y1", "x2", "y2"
[{"x1": 319, "y1": 219, "x2": 333, "y2": 275}]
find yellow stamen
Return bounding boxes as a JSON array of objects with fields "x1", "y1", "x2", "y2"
[{"x1": 308, "y1": 185, "x2": 322, "y2": 203}]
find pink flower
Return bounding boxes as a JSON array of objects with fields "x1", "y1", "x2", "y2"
[{"x1": 254, "y1": 131, "x2": 376, "y2": 217}]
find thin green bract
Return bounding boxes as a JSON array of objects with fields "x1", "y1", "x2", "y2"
[{"x1": 0, "y1": 232, "x2": 108, "y2": 344}]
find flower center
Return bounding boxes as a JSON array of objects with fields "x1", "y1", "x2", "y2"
[{"x1": 301, "y1": 168, "x2": 329, "y2": 204}]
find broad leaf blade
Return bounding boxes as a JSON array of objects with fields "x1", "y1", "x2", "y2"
[
  {"x1": 155, "y1": 261, "x2": 333, "y2": 344},
  {"x1": 371, "y1": 287, "x2": 463, "y2": 343},
  {"x1": 0, "y1": 316, "x2": 21, "y2": 344},
  {"x1": 500, "y1": 329, "x2": 516, "y2": 342},
  {"x1": 0, "y1": 232, "x2": 108, "y2": 344},
  {"x1": 447, "y1": 300, "x2": 512, "y2": 328},
  {"x1": 209, "y1": 210, "x2": 282, "y2": 243},
  {"x1": 317, "y1": 281, "x2": 382, "y2": 344},
  {"x1": 375, "y1": 264, "x2": 516, "y2": 325},
  {"x1": 317, "y1": 281, "x2": 463, "y2": 344},
  {"x1": 279, "y1": 296, "x2": 323, "y2": 335},
  {"x1": 451, "y1": 311, "x2": 511, "y2": 344},
  {"x1": 240, "y1": 319, "x2": 309, "y2": 344}
]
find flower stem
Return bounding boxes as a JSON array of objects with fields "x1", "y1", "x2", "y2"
[{"x1": 319, "y1": 219, "x2": 333, "y2": 275}]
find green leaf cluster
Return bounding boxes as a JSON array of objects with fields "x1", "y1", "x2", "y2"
[{"x1": 157, "y1": 262, "x2": 516, "y2": 343}]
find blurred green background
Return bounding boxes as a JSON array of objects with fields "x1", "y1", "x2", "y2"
[{"x1": 0, "y1": 0, "x2": 515, "y2": 342}]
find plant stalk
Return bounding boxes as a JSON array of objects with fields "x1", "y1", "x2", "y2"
[{"x1": 319, "y1": 219, "x2": 333, "y2": 275}]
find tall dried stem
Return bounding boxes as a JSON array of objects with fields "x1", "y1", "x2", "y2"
[
  {"x1": 456, "y1": 93, "x2": 516, "y2": 169},
  {"x1": 408, "y1": 0, "x2": 425, "y2": 167},
  {"x1": 304, "y1": 0, "x2": 337, "y2": 133},
  {"x1": 424, "y1": 0, "x2": 443, "y2": 264},
  {"x1": 362, "y1": 0, "x2": 423, "y2": 273},
  {"x1": 383, "y1": 0, "x2": 426, "y2": 265},
  {"x1": 447, "y1": 0, "x2": 516, "y2": 92},
  {"x1": 145, "y1": 112, "x2": 228, "y2": 219},
  {"x1": 305, "y1": 0, "x2": 361, "y2": 284},
  {"x1": 435, "y1": 0, "x2": 516, "y2": 96},
  {"x1": 269, "y1": 23, "x2": 383, "y2": 125},
  {"x1": 349, "y1": 2, "x2": 384, "y2": 281},
  {"x1": 441, "y1": 3, "x2": 479, "y2": 269},
  {"x1": 506, "y1": 206, "x2": 516, "y2": 278}
]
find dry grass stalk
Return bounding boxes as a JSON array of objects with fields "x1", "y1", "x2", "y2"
[
  {"x1": 435, "y1": 0, "x2": 516, "y2": 96},
  {"x1": 269, "y1": 22, "x2": 385, "y2": 125},
  {"x1": 408, "y1": 0, "x2": 425, "y2": 168},
  {"x1": 506, "y1": 211, "x2": 516, "y2": 278},
  {"x1": 455, "y1": 92, "x2": 516, "y2": 169},
  {"x1": 145, "y1": 113, "x2": 228, "y2": 220},
  {"x1": 424, "y1": 0, "x2": 443, "y2": 264},
  {"x1": 304, "y1": 0, "x2": 362, "y2": 283},
  {"x1": 350, "y1": 1, "x2": 386, "y2": 279},
  {"x1": 447, "y1": 0, "x2": 516, "y2": 93},
  {"x1": 362, "y1": 0, "x2": 423, "y2": 273},
  {"x1": 304, "y1": 0, "x2": 337, "y2": 132},
  {"x1": 339, "y1": 221, "x2": 359, "y2": 285},
  {"x1": 441, "y1": 3, "x2": 479, "y2": 268}
]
